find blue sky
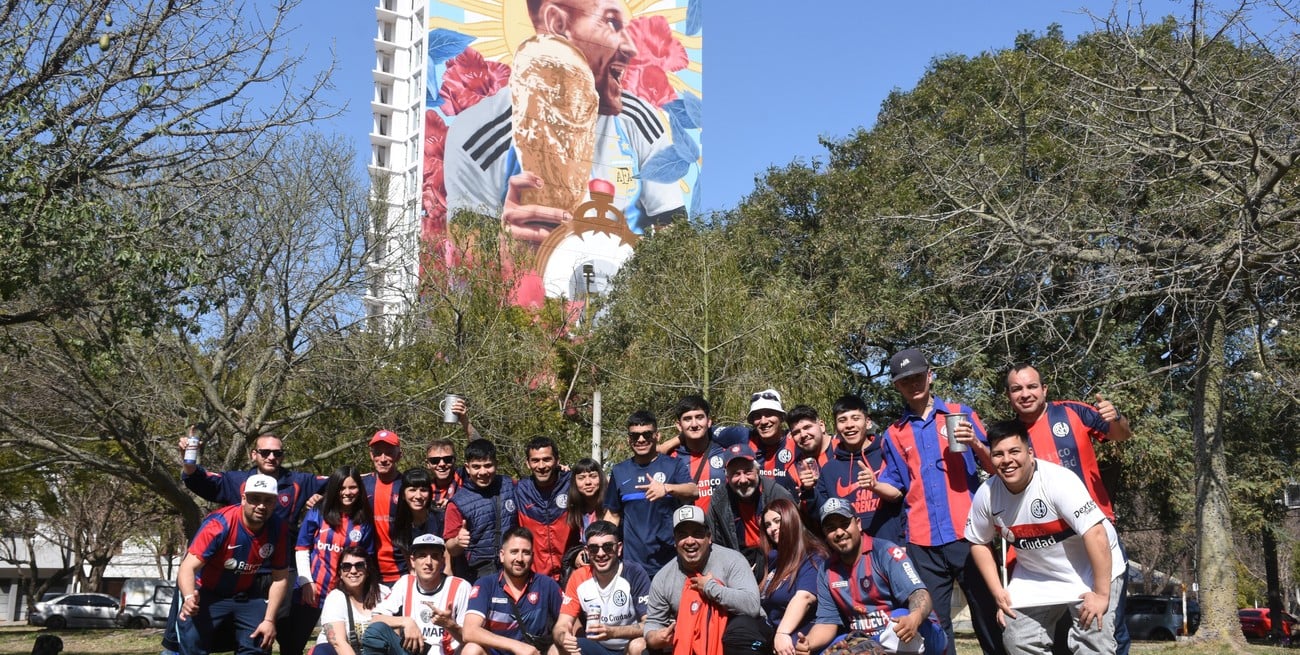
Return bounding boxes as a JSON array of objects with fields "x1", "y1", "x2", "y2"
[{"x1": 289, "y1": 1, "x2": 1189, "y2": 213}]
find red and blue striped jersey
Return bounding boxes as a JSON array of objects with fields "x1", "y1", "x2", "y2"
[
  {"x1": 189, "y1": 504, "x2": 289, "y2": 597},
  {"x1": 1023, "y1": 401, "x2": 1116, "y2": 520},
  {"x1": 814, "y1": 536, "x2": 927, "y2": 635},
  {"x1": 879, "y1": 398, "x2": 987, "y2": 546},
  {"x1": 363, "y1": 473, "x2": 403, "y2": 584},
  {"x1": 295, "y1": 507, "x2": 376, "y2": 607}
]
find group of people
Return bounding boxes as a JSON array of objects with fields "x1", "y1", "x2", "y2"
[{"x1": 161, "y1": 348, "x2": 1134, "y2": 655}]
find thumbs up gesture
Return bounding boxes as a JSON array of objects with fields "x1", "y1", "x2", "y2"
[{"x1": 1093, "y1": 394, "x2": 1121, "y2": 423}]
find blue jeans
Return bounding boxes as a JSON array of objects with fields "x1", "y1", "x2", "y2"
[
  {"x1": 360, "y1": 622, "x2": 425, "y2": 655},
  {"x1": 174, "y1": 592, "x2": 271, "y2": 655}
]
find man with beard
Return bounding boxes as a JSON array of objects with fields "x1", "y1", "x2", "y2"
[
  {"x1": 364, "y1": 534, "x2": 471, "y2": 655},
  {"x1": 445, "y1": 439, "x2": 518, "y2": 582},
  {"x1": 705, "y1": 443, "x2": 795, "y2": 572},
  {"x1": 365, "y1": 430, "x2": 407, "y2": 585},
  {"x1": 1003, "y1": 364, "x2": 1133, "y2": 655},
  {"x1": 516, "y1": 436, "x2": 573, "y2": 579},
  {"x1": 865, "y1": 349, "x2": 1004, "y2": 655},
  {"x1": 605, "y1": 411, "x2": 696, "y2": 578},
  {"x1": 554, "y1": 521, "x2": 651, "y2": 655},
  {"x1": 644, "y1": 505, "x2": 769, "y2": 655},
  {"x1": 787, "y1": 405, "x2": 833, "y2": 468},
  {"x1": 169, "y1": 474, "x2": 292, "y2": 655},
  {"x1": 443, "y1": 0, "x2": 685, "y2": 242},
  {"x1": 797, "y1": 499, "x2": 946, "y2": 655},
  {"x1": 463, "y1": 528, "x2": 565, "y2": 655},
  {"x1": 966, "y1": 421, "x2": 1126, "y2": 655},
  {"x1": 811, "y1": 395, "x2": 904, "y2": 544}
]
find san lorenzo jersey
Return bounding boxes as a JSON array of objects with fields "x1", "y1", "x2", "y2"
[
  {"x1": 966, "y1": 459, "x2": 1125, "y2": 608},
  {"x1": 814, "y1": 536, "x2": 928, "y2": 637},
  {"x1": 189, "y1": 504, "x2": 289, "y2": 597},
  {"x1": 879, "y1": 398, "x2": 987, "y2": 546},
  {"x1": 466, "y1": 572, "x2": 563, "y2": 644},
  {"x1": 295, "y1": 508, "x2": 376, "y2": 607},
  {"x1": 560, "y1": 562, "x2": 651, "y2": 652},
  {"x1": 363, "y1": 473, "x2": 403, "y2": 583},
  {"x1": 604, "y1": 455, "x2": 689, "y2": 577},
  {"x1": 372, "y1": 574, "x2": 471, "y2": 655},
  {"x1": 1023, "y1": 400, "x2": 1117, "y2": 520},
  {"x1": 670, "y1": 442, "x2": 727, "y2": 512}
]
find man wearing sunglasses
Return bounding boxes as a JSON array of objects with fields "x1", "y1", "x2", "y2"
[
  {"x1": 364, "y1": 533, "x2": 471, "y2": 655},
  {"x1": 172, "y1": 430, "x2": 328, "y2": 655},
  {"x1": 605, "y1": 411, "x2": 696, "y2": 578},
  {"x1": 554, "y1": 521, "x2": 651, "y2": 655}
]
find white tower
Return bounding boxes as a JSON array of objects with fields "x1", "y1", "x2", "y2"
[{"x1": 365, "y1": 0, "x2": 426, "y2": 326}]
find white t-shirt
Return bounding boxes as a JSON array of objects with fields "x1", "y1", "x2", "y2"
[
  {"x1": 371, "y1": 574, "x2": 472, "y2": 655},
  {"x1": 966, "y1": 459, "x2": 1126, "y2": 607},
  {"x1": 315, "y1": 584, "x2": 392, "y2": 646}
]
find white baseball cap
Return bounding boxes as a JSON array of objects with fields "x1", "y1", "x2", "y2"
[
  {"x1": 243, "y1": 474, "x2": 277, "y2": 496},
  {"x1": 747, "y1": 389, "x2": 785, "y2": 420},
  {"x1": 672, "y1": 504, "x2": 707, "y2": 528}
]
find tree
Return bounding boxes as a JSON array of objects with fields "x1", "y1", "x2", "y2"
[
  {"x1": 0, "y1": 0, "x2": 329, "y2": 338},
  {"x1": 0, "y1": 134, "x2": 387, "y2": 536},
  {"x1": 584, "y1": 219, "x2": 845, "y2": 426},
  {"x1": 817, "y1": 4, "x2": 1300, "y2": 643}
]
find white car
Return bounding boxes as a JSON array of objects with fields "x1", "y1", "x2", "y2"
[{"x1": 28, "y1": 593, "x2": 120, "y2": 629}]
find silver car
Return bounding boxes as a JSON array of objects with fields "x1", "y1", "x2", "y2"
[{"x1": 28, "y1": 593, "x2": 120, "y2": 629}]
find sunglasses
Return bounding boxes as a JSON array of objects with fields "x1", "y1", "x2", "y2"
[
  {"x1": 255, "y1": 449, "x2": 283, "y2": 459},
  {"x1": 426, "y1": 456, "x2": 454, "y2": 465},
  {"x1": 750, "y1": 391, "x2": 779, "y2": 402},
  {"x1": 338, "y1": 561, "x2": 366, "y2": 572},
  {"x1": 585, "y1": 542, "x2": 618, "y2": 555},
  {"x1": 628, "y1": 430, "x2": 656, "y2": 442}
]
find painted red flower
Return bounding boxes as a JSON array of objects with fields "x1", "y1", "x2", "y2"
[
  {"x1": 421, "y1": 110, "x2": 449, "y2": 238},
  {"x1": 624, "y1": 16, "x2": 689, "y2": 108},
  {"x1": 627, "y1": 16, "x2": 688, "y2": 72},
  {"x1": 623, "y1": 64, "x2": 677, "y2": 108},
  {"x1": 439, "y1": 48, "x2": 510, "y2": 116}
]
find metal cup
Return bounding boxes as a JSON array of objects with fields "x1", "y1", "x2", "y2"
[
  {"x1": 944, "y1": 412, "x2": 969, "y2": 453},
  {"x1": 439, "y1": 394, "x2": 462, "y2": 424}
]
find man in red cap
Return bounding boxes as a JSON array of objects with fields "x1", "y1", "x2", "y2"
[{"x1": 365, "y1": 429, "x2": 405, "y2": 584}]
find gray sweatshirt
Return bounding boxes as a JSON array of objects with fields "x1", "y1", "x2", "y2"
[{"x1": 644, "y1": 544, "x2": 764, "y2": 634}]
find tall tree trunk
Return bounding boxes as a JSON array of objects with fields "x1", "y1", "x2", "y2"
[{"x1": 1192, "y1": 303, "x2": 1242, "y2": 643}]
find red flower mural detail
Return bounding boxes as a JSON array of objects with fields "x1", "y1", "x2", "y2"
[
  {"x1": 439, "y1": 48, "x2": 510, "y2": 117},
  {"x1": 624, "y1": 16, "x2": 688, "y2": 107},
  {"x1": 627, "y1": 16, "x2": 688, "y2": 71}
]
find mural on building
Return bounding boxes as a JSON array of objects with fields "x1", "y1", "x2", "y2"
[{"x1": 422, "y1": 0, "x2": 702, "y2": 306}]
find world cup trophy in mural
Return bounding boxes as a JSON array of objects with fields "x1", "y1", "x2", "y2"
[{"x1": 424, "y1": 0, "x2": 702, "y2": 306}]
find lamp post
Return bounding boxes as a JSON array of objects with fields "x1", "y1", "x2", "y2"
[{"x1": 582, "y1": 263, "x2": 595, "y2": 326}]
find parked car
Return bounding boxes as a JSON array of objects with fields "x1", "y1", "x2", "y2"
[
  {"x1": 1239, "y1": 607, "x2": 1300, "y2": 642},
  {"x1": 27, "y1": 593, "x2": 120, "y2": 629},
  {"x1": 1125, "y1": 594, "x2": 1201, "y2": 640},
  {"x1": 116, "y1": 578, "x2": 175, "y2": 629}
]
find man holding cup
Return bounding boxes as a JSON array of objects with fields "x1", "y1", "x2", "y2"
[
  {"x1": 861, "y1": 348, "x2": 1005, "y2": 655},
  {"x1": 554, "y1": 521, "x2": 651, "y2": 655}
]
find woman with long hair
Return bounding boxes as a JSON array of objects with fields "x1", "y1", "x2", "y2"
[
  {"x1": 560, "y1": 458, "x2": 606, "y2": 577},
  {"x1": 391, "y1": 467, "x2": 439, "y2": 574},
  {"x1": 289, "y1": 466, "x2": 375, "y2": 655},
  {"x1": 308, "y1": 547, "x2": 389, "y2": 655},
  {"x1": 759, "y1": 498, "x2": 828, "y2": 655}
]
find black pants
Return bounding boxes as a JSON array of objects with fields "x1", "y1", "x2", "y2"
[{"x1": 723, "y1": 614, "x2": 775, "y2": 655}]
